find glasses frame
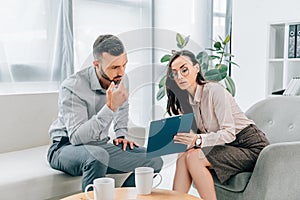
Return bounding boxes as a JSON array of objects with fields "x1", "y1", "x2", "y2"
[{"x1": 168, "y1": 66, "x2": 190, "y2": 80}]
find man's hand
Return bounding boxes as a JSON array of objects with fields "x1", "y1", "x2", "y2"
[
  {"x1": 106, "y1": 80, "x2": 128, "y2": 112},
  {"x1": 174, "y1": 131, "x2": 198, "y2": 149},
  {"x1": 113, "y1": 138, "x2": 140, "y2": 151}
]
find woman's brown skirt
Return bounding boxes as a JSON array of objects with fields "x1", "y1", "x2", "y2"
[{"x1": 202, "y1": 124, "x2": 269, "y2": 184}]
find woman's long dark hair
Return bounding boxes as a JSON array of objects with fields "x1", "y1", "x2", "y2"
[
  {"x1": 166, "y1": 50, "x2": 207, "y2": 132},
  {"x1": 166, "y1": 50, "x2": 206, "y2": 116}
]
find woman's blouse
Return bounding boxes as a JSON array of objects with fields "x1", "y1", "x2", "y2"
[{"x1": 189, "y1": 82, "x2": 254, "y2": 147}]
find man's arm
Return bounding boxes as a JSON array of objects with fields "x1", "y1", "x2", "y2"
[
  {"x1": 113, "y1": 100, "x2": 129, "y2": 139},
  {"x1": 60, "y1": 87, "x2": 114, "y2": 145}
]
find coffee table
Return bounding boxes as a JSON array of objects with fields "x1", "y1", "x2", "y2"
[{"x1": 62, "y1": 187, "x2": 202, "y2": 200}]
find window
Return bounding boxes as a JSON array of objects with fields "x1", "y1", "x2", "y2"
[
  {"x1": 213, "y1": 0, "x2": 231, "y2": 40},
  {"x1": 212, "y1": 0, "x2": 232, "y2": 74},
  {"x1": 73, "y1": 0, "x2": 153, "y2": 126},
  {"x1": 0, "y1": 0, "x2": 62, "y2": 94},
  {"x1": 0, "y1": 0, "x2": 232, "y2": 124},
  {"x1": 153, "y1": 0, "x2": 232, "y2": 116}
]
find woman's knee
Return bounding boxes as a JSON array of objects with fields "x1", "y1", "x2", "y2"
[
  {"x1": 176, "y1": 152, "x2": 187, "y2": 166},
  {"x1": 186, "y1": 149, "x2": 209, "y2": 167}
]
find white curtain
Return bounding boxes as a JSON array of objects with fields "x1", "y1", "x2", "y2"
[
  {"x1": 50, "y1": 0, "x2": 74, "y2": 82},
  {"x1": 0, "y1": 0, "x2": 73, "y2": 93}
]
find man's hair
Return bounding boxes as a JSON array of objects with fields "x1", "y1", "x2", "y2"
[{"x1": 93, "y1": 34, "x2": 125, "y2": 60}]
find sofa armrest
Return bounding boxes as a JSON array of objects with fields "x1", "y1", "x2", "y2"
[{"x1": 244, "y1": 142, "x2": 300, "y2": 199}]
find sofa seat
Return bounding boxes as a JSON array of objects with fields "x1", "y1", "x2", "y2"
[{"x1": 0, "y1": 145, "x2": 82, "y2": 200}]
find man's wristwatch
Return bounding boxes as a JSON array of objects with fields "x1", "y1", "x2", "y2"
[{"x1": 195, "y1": 134, "x2": 202, "y2": 147}]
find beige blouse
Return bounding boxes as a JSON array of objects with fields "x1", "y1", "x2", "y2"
[{"x1": 189, "y1": 82, "x2": 254, "y2": 147}]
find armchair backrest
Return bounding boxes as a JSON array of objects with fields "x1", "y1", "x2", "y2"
[{"x1": 245, "y1": 96, "x2": 300, "y2": 144}]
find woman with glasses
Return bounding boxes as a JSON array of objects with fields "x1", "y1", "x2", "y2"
[{"x1": 166, "y1": 50, "x2": 269, "y2": 200}]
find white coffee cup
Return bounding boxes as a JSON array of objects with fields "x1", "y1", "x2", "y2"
[
  {"x1": 84, "y1": 177, "x2": 115, "y2": 200},
  {"x1": 135, "y1": 167, "x2": 162, "y2": 195}
]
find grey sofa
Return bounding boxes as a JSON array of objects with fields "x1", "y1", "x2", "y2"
[
  {"x1": 0, "y1": 92, "x2": 146, "y2": 200},
  {"x1": 214, "y1": 96, "x2": 300, "y2": 200}
]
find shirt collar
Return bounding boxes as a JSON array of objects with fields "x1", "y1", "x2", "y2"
[
  {"x1": 189, "y1": 84, "x2": 203, "y2": 105},
  {"x1": 89, "y1": 66, "x2": 106, "y2": 93}
]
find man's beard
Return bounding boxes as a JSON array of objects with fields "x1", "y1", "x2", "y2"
[{"x1": 100, "y1": 67, "x2": 122, "y2": 85}]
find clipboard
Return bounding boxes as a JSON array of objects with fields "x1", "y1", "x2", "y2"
[{"x1": 146, "y1": 113, "x2": 194, "y2": 159}]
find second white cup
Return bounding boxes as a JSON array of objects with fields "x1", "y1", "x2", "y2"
[
  {"x1": 84, "y1": 177, "x2": 115, "y2": 200},
  {"x1": 135, "y1": 167, "x2": 162, "y2": 195}
]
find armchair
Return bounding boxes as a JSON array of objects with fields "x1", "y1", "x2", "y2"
[{"x1": 213, "y1": 96, "x2": 300, "y2": 200}]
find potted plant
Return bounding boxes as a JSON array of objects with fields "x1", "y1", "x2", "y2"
[{"x1": 156, "y1": 33, "x2": 239, "y2": 101}]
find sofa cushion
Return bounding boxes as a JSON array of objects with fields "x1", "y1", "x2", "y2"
[{"x1": 0, "y1": 145, "x2": 81, "y2": 200}]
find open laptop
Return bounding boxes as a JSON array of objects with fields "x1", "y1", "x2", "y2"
[{"x1": 146, "y1": 113, "x2": 194, "y2": 159}]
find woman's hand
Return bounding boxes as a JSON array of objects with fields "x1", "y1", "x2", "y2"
[{"x1": 174, "y1": 131, "x2": 198, "y2": 149}]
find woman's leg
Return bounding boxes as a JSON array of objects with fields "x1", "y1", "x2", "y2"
[
  {"x1": 186, "y1": 149, "x2": 217, "y2": 200},
  {"x1": 172, "y1": 152, "x2": 193, "y2": 193}
]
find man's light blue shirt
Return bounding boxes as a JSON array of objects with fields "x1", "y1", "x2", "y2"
[{"x1": 49, "y1": 66, "x2": 129, "y2": 145}]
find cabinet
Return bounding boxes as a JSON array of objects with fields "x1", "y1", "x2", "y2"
[{"x1": 267, "y1": 21, "x2": 300, "y2": 95}]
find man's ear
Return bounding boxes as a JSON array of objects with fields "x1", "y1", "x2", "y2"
[{"x1": 93, "y1": 60, "x2": 100, "y2": 68}]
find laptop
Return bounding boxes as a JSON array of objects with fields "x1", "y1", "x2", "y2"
[{"x1": 146, "y1": 113, "x2": 194, "y2": 159}]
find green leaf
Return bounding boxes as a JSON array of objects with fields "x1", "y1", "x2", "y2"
[
  {"x1": 204, "y1": 69, "x2": 222, "y2": 81},
  {"x1": 216, "y1": 64, "x2": 228, "y2": 71},
  {"x1": 206, "y1": 48, "x2": 218, "y2": 52},
  {"x1": 182, "y1": 35, "x2": 190, "y2": 48},
  {"x1": 223, "y1": 53, "x2": 234, "y2": 57},
  {"x1": 156, "y1": 86, "x2": 166, "y2": 101},
  {"x1": 224, "y1": 76, "x2": 236, "y2": 96},
  {"x1": 204, "y1": 68, "x2": 227, "y2": 81},
  {"x1": 158, "y1": 75, "x2": 167, "y2": 88},
  {"x1": 160, "y1": 54, "x2": 171, "y2": 63},
  {"x1": 201, "y1": 63, "x2": 208, "y2": 74},
  {"x1": 218, "y1": 64, "x2": 228, "y2": 77},
  {"x1": 197, "y1": 51, "x2": 208, "y2": 65},
  {"x1": 176, "y1": 33, "x2": 185, "y2": 49},
  {"x1": 223, "y1": 34, "x2": 231, "y2": 45},
  {"x1": 227, "y1": 60, "x2": 240, "y2": 67},
  {"x1": 214, "y1": 42, "x2": 222, "y2": 49},
  {"x1": 208, "y1": 55, "x2": 220, "y2": 60}
]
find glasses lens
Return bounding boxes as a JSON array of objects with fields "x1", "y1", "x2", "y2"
[
  {"x1": 181, "y1": 67, "x2": 189, "y2": 76},
  {"x1": 168, "y1": 71, "x2": 176, "y2": 80},
  {"x1": 169, "y1": 67, "x2": 189, "y2": 80}
]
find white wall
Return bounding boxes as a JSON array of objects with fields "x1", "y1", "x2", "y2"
[{"x1": 232, "y1": 0, "x2": 300, "y2": 111}]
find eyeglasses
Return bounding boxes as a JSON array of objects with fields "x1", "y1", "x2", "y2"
[{"x1": 168, "y1": 66, "x2": 189, "y2": 80}]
